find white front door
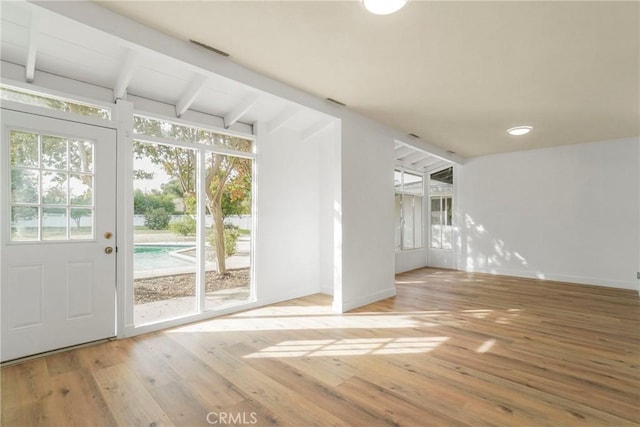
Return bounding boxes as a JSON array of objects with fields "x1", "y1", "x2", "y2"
[{"x1": 1, "y1": 109, "x2": 117, "y2": 362}]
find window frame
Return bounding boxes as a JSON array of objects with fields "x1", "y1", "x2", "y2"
[
  {"x1": 394, "y1": 169, "x2": 425, "y2": 252},
  {"x1": 1, "y1": 82, "x2": 112, "y2": 120},
  {"x1": 429, "y1": 166, "x2": 454, "y2": 251},
  {"x1": 130, "y1": 113, "x2": 256, "y2": 325}
]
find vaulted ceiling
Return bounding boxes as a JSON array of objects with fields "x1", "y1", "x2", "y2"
[{"x1": 97, "y1": 1, "x2": 639, "y2": 158}]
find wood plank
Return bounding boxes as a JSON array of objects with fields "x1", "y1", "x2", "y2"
[
  {"x1": 48, "y1": 368, "x2": 117, "y2": 426},
  {"x1": 92, "y1": 363, "x2": 175, "y2": 426}
]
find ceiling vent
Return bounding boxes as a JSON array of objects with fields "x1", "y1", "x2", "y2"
[
  {"x1": 189, "y1": 39, "x2": 230, "y2": 57},
  {"x1": 326, "y1": 98, "x2": 346, "y2": 107}
]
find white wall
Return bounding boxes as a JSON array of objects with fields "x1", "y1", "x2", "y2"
[
  {"x1": 458, "y1": 137, "x2": 640, "y2": 290},
  {"x1": 254, "y1": 127, "x2": 321, "y2": 303},
  {"x1": 318, "y1": 123, "x2": 341, "y2": 296},
  {"x1": 395, "y1": 249, "x2": 427, "y2": 274},
  {"x1": 338, "y1": 121, "x2": 396, "y2": 312}
]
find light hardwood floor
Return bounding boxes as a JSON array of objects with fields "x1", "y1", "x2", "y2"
[{"x1": 2, "y1": 268, "x2": 639, "y2": 426}]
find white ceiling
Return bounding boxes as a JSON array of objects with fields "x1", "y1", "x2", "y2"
[{"x1": 95, "y1": 0, "x2": 639, "y2": 158}]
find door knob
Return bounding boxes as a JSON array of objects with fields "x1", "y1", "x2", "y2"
[
  {"x1": 105, "y1": 247, "x2": 114, "y2": 254},
  {"x1": 104, "y1": 232, "x2": 113, "y2": 239}
]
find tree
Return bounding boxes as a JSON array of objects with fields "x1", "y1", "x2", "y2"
[
  {"x1": 205, "y1": 152, "x2": 251, "y2": 275},
  {"x1": 70, "y1": 191, "x2": 93, "y2": 229},
  {"x1": 132, "y1": 116, "x2": 251, "y2": 276},
  {"x1": 221, "y1": 173, "x2": 251, "y2": 219},
  {"x1": 133, "y1": 189, "x2": 176, "y2": 215}
]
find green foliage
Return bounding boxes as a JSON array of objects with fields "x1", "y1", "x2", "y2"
[
  {"x1": 144, "y1": 208, "x2": 170, "y2": 230},
  {"x1": 169, "y1": 215, "x2": 196, "y2": 236},
  {"x1": 183, "y1": 194, "x2": 197, "y2": 215},
  {"x1": 134, "y1": 189, "x2": 176, "y2": 215},
  {"x1": 208, "y1": 226, "x2": 239, "y2": 258},
  {"x1": 161, "y1": 179, "x2": 185, "y2": 197},
  {"x1": 221, "y1": 173, "x2": 251, "y2": 218}
]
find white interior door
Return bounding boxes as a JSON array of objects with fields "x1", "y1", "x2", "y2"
[{"x1": 1, "y1": 109, "x2": 117, "y2": 362}]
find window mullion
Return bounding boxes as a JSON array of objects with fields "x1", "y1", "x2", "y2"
[{"x1": 196, "y1": 148, "x2": 206, "y2": 314}]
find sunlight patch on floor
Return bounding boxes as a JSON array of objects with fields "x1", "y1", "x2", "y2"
[
  {"x1": 168, "y1": 313, "x2": 436, "y2": 333},
  {"x1": 243, "y1": 337, "x2": 450, "y2": 358},
  {"x1": 229, "y1": 305, "x2": 334, "y2": 317},
  {"x1": 476, "y1": 338, "x2": 496, "y2": 353}
]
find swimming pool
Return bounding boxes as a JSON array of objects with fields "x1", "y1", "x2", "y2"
[{"x1": 134, "y1": 245, "x2": 196, "y2": 271}]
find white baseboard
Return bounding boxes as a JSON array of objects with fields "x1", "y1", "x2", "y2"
[
  {"x1": 256, "y1": 286, "x2": 322, "y2": 307},
  {"x1": 464, "y1": 267, "x2": 637, "y2": 291},
  {"x1": 339, "y1": 287, "x2": 397, "y2": 313}
]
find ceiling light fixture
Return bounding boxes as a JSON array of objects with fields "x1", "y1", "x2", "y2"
[
  {"x1": 362, "y1": 0, "x2": 407, "y2": 15},
  {"x1": 507, "y1": 126, "x2": 532, "y2": 136}
]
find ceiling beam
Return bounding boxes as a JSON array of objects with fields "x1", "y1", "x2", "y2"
[
  {"x1": 224, "y1": 93, "x2": 260, "y2": 128},
  {"x1": 424, "y1": 160, "x2": 451, "y2": 173},
  {"x1": 113, "y1": 49, "x2": 138, "y2": 101},
  {"x1": 401, "y1": 151, "x2": 431, "y2": 165},
  {"x1": 394, "y1": 146, "x2": 415, "y2": 159},
  {"x1": 302, "y1": 120, "x2": 332, "y2": 142},
  {"x1": 25, "y1": 13, "x2": 39, "y2": 83},
  {"x1": 413, "y1": 156, "x2": 442, "y2": 169},
  {"x1": 175, "y1": 74, "x2": 208, "y2": 117},
  {"x1": 268, "y1": 107, "x2": 299, "y2": 134}
]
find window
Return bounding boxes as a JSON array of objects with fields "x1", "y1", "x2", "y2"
[
  {"x1": 430, "y1": 167, "x2": 453, "y2": 250},
  {"x1": 133, "y1": 116, "x2": 252, "y2": 153},
  {"x1": 132, "y1": 115, "x2": 253, "y2": 324},
  {"x1": 1, "y1": 85, "x2": 111, "y2": 119},
  {"x1": 10, "y1": 130, "x2": 95, "y2": 241},
  {"x1": 394, "y1": 170, "x2": 423, "y2": 251}
]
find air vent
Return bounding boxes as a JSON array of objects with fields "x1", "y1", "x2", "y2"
[
  {"x1": 189, "y1": 39, "x2": 230, "y2": 57},
  {"x1": 409, "y1": 133, "x2": 420, "y2": 138},
  {"x1": 326, "y1": 98, "x2": 346, "y2": 107}
]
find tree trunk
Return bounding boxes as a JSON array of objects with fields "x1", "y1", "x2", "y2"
[
  {"x1": 211, "y1": 200, "x2": 227, "y2": 276},
  {"x1": 204, "y1": 153, "x2": 234, "y2": 278}
]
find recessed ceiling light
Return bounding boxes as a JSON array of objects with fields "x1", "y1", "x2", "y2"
[
  {"x1": 507, "y1": 126, "x2": 532, "y2": 136},
  {"x1": 362, "y1": 0, "x2": 407, "y2": 15}
]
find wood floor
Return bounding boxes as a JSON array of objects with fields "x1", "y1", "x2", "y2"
[{"x1": 2, "y1": 268, "x2": 639, "y2": 426}]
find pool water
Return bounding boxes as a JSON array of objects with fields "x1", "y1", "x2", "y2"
[{"x1": 134, "y1": 245, "x2": 196, "y2": 271}]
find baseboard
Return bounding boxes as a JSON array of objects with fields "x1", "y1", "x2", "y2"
[
  {"x1": 464, "y1": 267, "x2": 637, "y2": 291},
  {"x1": 256, "y1": 286, "x2": 322, "y2": 307},
  {"x1": 340, "y1": 286, "x2": 397, "y2": 313}
]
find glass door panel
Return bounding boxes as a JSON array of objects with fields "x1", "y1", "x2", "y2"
[{"x1": 132, "y1": 141, "x2": 198, "y2": 325}]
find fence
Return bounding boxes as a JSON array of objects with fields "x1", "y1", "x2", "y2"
[{"x1": 133, "y1": 214, "x2": 251, "y2": 230}]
